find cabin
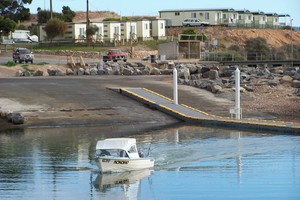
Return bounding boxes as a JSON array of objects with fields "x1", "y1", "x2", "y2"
[
  {"x1": 38, "y1": 18, "x2": 165, "y2": 44},
  {"x1": 159, "y1": 8, "x2": 292, "y2": 28}
]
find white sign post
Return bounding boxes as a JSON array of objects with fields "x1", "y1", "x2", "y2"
[
  {"x1": 235, "y1": 67, "x2": 241, "y2": 119},
  {"x1": 173, "y1": 68, "x2": 178, "y2": 105}
]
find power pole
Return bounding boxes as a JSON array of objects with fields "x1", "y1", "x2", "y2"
[
  {"x1": 86, "y1": 0, "x2": 90, "y2": 26},
  {"x1": 86, "y1": 0, "x2": 90, "y2": 45},
  {"x1": 50, "y1": 0, "x2": 53, "y2": 19}
]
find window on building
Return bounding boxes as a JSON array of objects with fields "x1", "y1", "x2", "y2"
[
  {"x1": 175, "y1": 12, "x2": 180, "y2": 16},
  {"x1": 275, "y1": 18, "x2": 278, "y2": 22},
  {"x1": 223, "y1": 14, "x2": 226, "y2": 19},
  {"x1": 239, "y1": 15, "x2": 242, "y2": 20},
  {"x1": 130, "y1": 25, "x2": 135, "y2": 33},
  {"x1": 191, "y1": 12, "x2": 196, "y2": 18},
  {"x1": 248, "y1": 15, "x2": 252, "y2": 20},
  {"x1": 98, "y1": 26, "x2": 102, "y2": 34},
  {"x1": 205, "y1": 13, "x2": 209, "y2": 19},
  {"x1": 114, "y1": 26, "x2": 119, "y2": 34},
  {"x1": 160, "y1": 23, "x2": 164, "y2": 29},
  {"x1": 262, "y1": 16, "x2": 266, "y2": 21},
  {"x1": 145, "y1": 23, "x2": 148, "y2": 30},
  {"x1": 79, "y1": 28, "x2": 85, "y2": 35},
  {"x1": 233, "y1": 14, "x2": 237, "y2": 19}
]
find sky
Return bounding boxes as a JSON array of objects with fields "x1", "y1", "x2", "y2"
[{"x1": 26, "y1": 0, "x2": 299, "y2": 26}]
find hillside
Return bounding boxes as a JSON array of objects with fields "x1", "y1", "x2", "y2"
[
  {"x1": 167, "y1": 26, "x2": 300, "y2": 49},
  {"x1": 22, "y1": 11, "x2": 300, "y2": 48}
]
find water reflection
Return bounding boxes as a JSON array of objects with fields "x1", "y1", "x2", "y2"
[
  {"x1": 93, "y1": 169, "x2": 152, "y2": 199},
  {"x1": 0, "y1": 125, "x2": 299, "y2": 200}
]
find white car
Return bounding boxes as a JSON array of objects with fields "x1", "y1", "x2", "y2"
[{"x1": 182, "y1": 18, "x2": 210, "y2": 27}]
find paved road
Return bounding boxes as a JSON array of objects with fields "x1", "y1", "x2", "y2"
[
  {"x1": 0, "y1": 74, "x2": 238, "y2": 130},
  {"x1": 0, "y1": 51, "x2": 97, "y2": 65}
]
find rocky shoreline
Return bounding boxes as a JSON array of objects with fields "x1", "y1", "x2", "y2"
[{"x1": 0, "y1": 57, "x2": 300, "y2": 128}]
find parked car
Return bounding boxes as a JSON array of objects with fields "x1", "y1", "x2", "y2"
[
  {"x1": 182, "y1": 18, "x2": 210, "y2": 27},
  {"x1": 102, "y1": 49, "x2": 127, "y2": 62},
  {"x1": 13, "y1": 48, "x2": 34, "y2": 63}
]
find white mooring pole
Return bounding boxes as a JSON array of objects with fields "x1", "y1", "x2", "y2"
[
  {"x1": 173, "y1": 67, "x2": 178, "y2": 104},
  {"x1": 235, "y1": 67, "x2": 241, "y2": 119}
]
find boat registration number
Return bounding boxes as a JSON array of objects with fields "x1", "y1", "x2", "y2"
[{"x1": 114, "y1": 160, "x2": 129, "y2": 164}]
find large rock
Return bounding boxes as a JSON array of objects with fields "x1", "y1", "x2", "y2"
[
  {"x1": 293, "y1": 73, "x2": 300, "y2": 81},
  {"x1": 186, "y1": 64, "x2": 197, "y2": 74},
  {"x1": 66, "y1": 68, "x2": 75, "y2": 75},
  {"x1": 33, "y1": 70, "x2": 43, "y2": 76},
  {"x1": 141, "y1": 69, "x2": 150, "y2": 75},
  {"x1": 97, "y1": 69, "x2": 106, "y2": 75},
  {"x1": 209, "y1": 70, "x2": 219, "y2": 80},
  {"x1": 48, "y1": 68, "x2": 64, "y2": 76},
  {"x1": 77, "y1": 68, "x2": 85, "y2": 76},
  {"x1": 150, "y1": 67, "x2": 161, "y2": 75},
  {"x1": 90, "y1": 67, "x2": 98, "y2": 75},
  {"x1": 280, "y1": 75, "x2": 293, "y2": 84},
  {"x1": 183, "y1": 68, "x2": 190, "y2": 80},
  {"x1": 201, "y1": 66, "x2": 210, "y2": 74},
  {"x1": 16, "y1": 70, "x2": 31, "y2": 77},
  {"x1": 105, "y1": 67, "x2": 113, "y2": 75},
  {"x1": 84, "y1": 68, "x2": 91, "y2": 75},
  {"x1": 210, "y1": 84, "x2": 223, "y2": 93},
  {"x1": 6, "y1": 112, "x2": 25, "y2": 124},
  {"x1": 161, "y1": 69, "x2": 173, "y2": 75},
  {"x1": 268, "y1": 80, "x2": 279, "y2": 87},
  {"x1": 123, "y1": 68, "x2": 133, "y2": 75},
  {"x1": 291, "y1": 80, "x2": 300, "y2": 88}
]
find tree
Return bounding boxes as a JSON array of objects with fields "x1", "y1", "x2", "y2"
[
  {"x1": 244, "y1": 37, "x2": 270, "y2": 60},
  {"x1": 181, "y1": 28, "x2": 207, "y2": 41},
  {"x1": 44, "y1": 18, "x2": 67, "y2": 42},
  {"x1": 182, "y1": 28, "x2": 196, "y2": 35},
  {"x1": 0, "y1": 0, "x2": 32, "y2": 22},
  {"x1": 37, "y1": 10, "x2": 61, "y2": 24},
  {"x1": 0, "y1": 16, "x2": 17, "y2": 36},
  {"x1": 37, "y1": 6, "x2": 75, "y2": 24},
  {"x1": 86, "y1": 25, "x2": 99, "y2": 46},
  {"x1": 61, "y1": 6, "x2": 75, "y2": 22}
]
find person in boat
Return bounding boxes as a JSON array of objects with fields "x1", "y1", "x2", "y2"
[
  {"x1": 100, "y1": 150, "x2": 110, "y2": 156},
  {"x1": 120, "y1": 150, "x2": 129, "y2": 157},
  {"x1": 139, "y1": 151, "x2": 144, "y2": 158}
]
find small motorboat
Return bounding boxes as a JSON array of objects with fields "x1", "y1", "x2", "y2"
[{"x1": 95, "y1": 138, "x2": 154, "y2": 173}]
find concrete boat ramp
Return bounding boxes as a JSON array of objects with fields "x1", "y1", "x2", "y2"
[{"x1": 115, "y1": 87, "x2": 300, "y2": 134}]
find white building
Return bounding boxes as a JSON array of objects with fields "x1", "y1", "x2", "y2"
[
  {"x1": 159, "y1": 8, "x2": 291, "y2": 28},
  {"x1": 151, "y1": 19, "x2": 166, "y2": 40},
  {"x1": 136, "y1": 20, "x2": 151, "y2": 41},
  {"x1": 38, "y1": 19, "x2": 165, "y2": 44}
]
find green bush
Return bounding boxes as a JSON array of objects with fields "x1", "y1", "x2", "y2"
[
  {"x1": 207, "y1": 51, "x2": 244, "y2": 61},
  {"x1": 5, "y1": 61, "x2": 17, "y2": 67},
  {"x1": 244, "y1": 37, "x2": 270, "y2": 60}
]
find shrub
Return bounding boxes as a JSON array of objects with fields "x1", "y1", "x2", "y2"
[
  {"x1": 244, "y1": 37, "x2": 270, "y2": 60},
  {"x1": 5, "y1": 61, "x2": 17, "y2": 67}
]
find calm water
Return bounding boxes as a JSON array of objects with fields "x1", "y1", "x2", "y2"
[{"x1": 0, "y1": 125, "x2": 299, "y2": 200}]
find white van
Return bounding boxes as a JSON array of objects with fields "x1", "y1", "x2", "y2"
[{"x1": 182, "y1": 19, "x2": 210, "y2": 27}]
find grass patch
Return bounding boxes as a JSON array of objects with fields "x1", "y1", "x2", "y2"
[
  {"x1": 135, "y1": 40, "x2": 169, "y2": 50},
  {"x1": 34, "y1": 62, "x2": 49, "y2": 65},
  {"x1": 4, "y1": 61, "x2": 17, "y2": 67},
  {"x1": 21, "y1": 65, "x2": 34, "y2": 73},
  {"x1": 34, "y1": 45, "x2": 110, "y2": 52}
]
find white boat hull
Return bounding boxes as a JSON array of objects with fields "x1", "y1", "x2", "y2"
[{"x1": 97, "y1": 157, "x2": 154, "y2": 173}]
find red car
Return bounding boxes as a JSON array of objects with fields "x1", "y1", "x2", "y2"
[{"x1": 102, "y1": 49, "x2": 127, "y2": 62}]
